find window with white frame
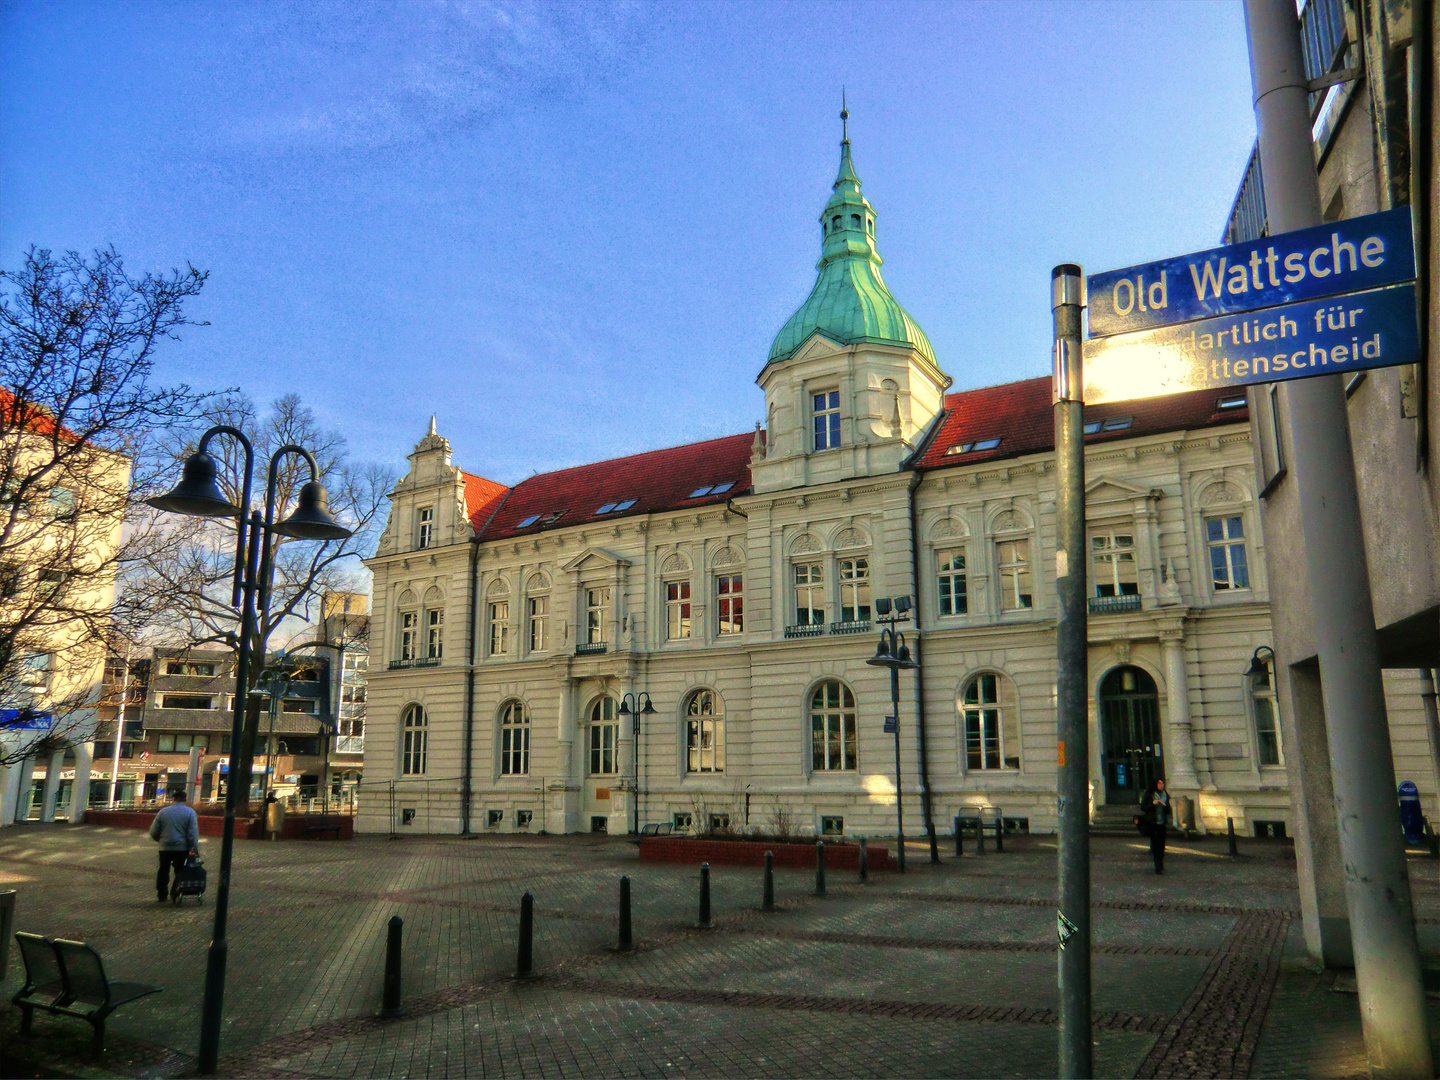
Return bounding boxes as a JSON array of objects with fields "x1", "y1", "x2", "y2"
[
  {"x1": 401, "y1": 704, "x2": 427, "y2": 775},
  {"x1": 527, "y1": 594, "x2": 548, "y2": 651},
  {"x1": 716, "y1": 573, "x2": 743, "y2": 634},
  {"x1": 685, "y1": 689, "x2": 724, "y2": 773},
  {"x1": 996, "y1": 539, "x2": 1033, "y2": 611},
  {"x1": 586, "y1": 587, "x2": 610, "y2": 644},
  {"x1": 1207, "y1": 516, "x2": 1250, "y2": 591},
  {"x1": 500, "y1": 699, "x2": 529, "y2": 775},
  {"x1": 1251, "y1": 657, "x2": 1282, "y2": 766},
  {"x1": 794, "y1": 563, "x2": 824, "y2": 626},
  {"x1": 488, "y1": 601, "x2": 509, "y2": 655},
  {"x1": 416, "y1": 506, "x2": 434, "y2": 549},
  {"x1": 427, "y1": 608, "x2": 444, "y2": 659},
  {"x1": 1091, "y1": 530, "x2": 1139, "y2": 596},
  {"x1": 812, "y1": 389, "x2": 841, "y2": 451},
  {"x1": 810, "y1": 680, "x2": 857, "y2": 771},
  {"x1": 666, "y1": 579, "x2": 692, "y2": 639},
  {"x1": 838, "y1": 558, "x2": 870, "y2": 623},
  {"x1": 588, "y1": 697, "x2": 619, "y2": 775},
  {"x1": 399, "y1": 610, "x2": 419, "y2": 661},
  {"x1": 937, "y1": 549, "x2": 967, "y2": 615},
  {"x1": 961, "y1": 672, "x2": 1020, "y2": 770}
]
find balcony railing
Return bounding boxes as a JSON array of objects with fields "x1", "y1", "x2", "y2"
[
  {"x1": 575, "y1": 642, "x2": 608, "y2": 656},
  {"x1": 414, "y1": 657, "x2": 440, "y2": 667},
  {"x1": 388, "y1": 659, "x2": 412, "y2": 670},
  {"x1": 1088, "y1": 594, "x2": 1143, "y2": 615},
  {"x1": 829, "y1": 620, "x2": 872, "y2": 636},
  {"x1": 783, "y1": 624, "x2": 825, "y2": 639},
  {"x1": 333, "y1": 735, "x2": 365, "y2": 755}
]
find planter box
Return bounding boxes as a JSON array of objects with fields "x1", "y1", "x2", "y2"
[
  {"x1": 85, "y1": 808, "x2": 264, "y2": 839},
  {"x1": 639, "y1": 836, "x2": 893, "y2": 871}
]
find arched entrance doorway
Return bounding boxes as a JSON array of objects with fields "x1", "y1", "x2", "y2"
[{"x1": 1100, "y1": 666, "x2": 1163, "y2": 804}]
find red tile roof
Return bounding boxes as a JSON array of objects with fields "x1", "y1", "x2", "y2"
[
  {"x1": 461, "y1": 471, "x2": 509, "y2": 528},
  {"x1": 476, "y1": 432, "x2": 755, "y2": 538},
  {"x1": 0, "y1": 388, "x2": 78, "y2": 441},
  {"x1": 911, "y1": 376, "x2": 1249, "y2": 471}
]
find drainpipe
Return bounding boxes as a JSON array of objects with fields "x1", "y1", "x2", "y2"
[
  {"x1": 461, "y1": 537, "x2": 480, "y2": 835},
  {"x1": 907, "y1": 471, "x2": 939, "y2": 863}
]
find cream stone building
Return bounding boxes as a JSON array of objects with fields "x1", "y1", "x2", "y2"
[{"x1": 360, "y1": 126, "x2": 1323, "y2": 840}]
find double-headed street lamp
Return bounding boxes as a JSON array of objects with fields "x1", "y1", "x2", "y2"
[
  {"x1": 147, "y1": 425, "x2": 351, "y2": 1074},
  {"x1": 618, "y1": 691, "x2": 656, "y2": 834},
  {"x1": 867, "y1": 596, "x2": 919, "y2": 873}
]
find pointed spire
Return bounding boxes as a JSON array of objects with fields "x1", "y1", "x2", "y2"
[
  {"x1": 427, "y1": 415, "x2": 437, "y2": 437},
  {"x1": 834, "y1": 94, "x2": 861, "y2": 190}
]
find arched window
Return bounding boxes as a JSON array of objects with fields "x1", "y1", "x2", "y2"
[
  {"x1": 811, "y1": 680, "x2": 857, "y2": 771},
  {"x1": 500, "y1": 700, "x2": 529, "y2": 776},
  {"x1": 937, "y1": 550, "x2": 967, "y2": 615},
  {"x1": 867, "y1": 217, "x2": 874, "y2": 235},
  {"x1": 1250, "y1": 653, "x2": 1281, "y2": 766},
  {"x1": 685, "y1": 690, "x2": 724, "y2": 773},
  {"x1": 401, "y1": 704, "x2": 427, "y2": 775},
  {"x1": 832, "y1": 215, "x2": 842, "y2": 230},
  {"x1": 589, "y1": 697, "x2": 619, "y2": 776},
  {"x1": 961, "y1": 672, "x2": 1020, "y2": 770},
  {"x1": 851, "y1": 213, "x2": 862, "y2": 229}
]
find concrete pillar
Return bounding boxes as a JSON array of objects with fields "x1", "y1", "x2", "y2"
[
  {"x1": 0, "y1": 763, "x2": 13, "y2": 827},
  {"x1": 186, "y1": 745, "x2": 201, "y2": 799},
  {"x1": 1159, "y1": 631, "x2": 1200, "y2": 792},
  {"x1": 39, "y1": 750, "x2": 65, "y2": 821},
  {"x1": 69, "y1": 741, "x2": 94, "y2": 823},
  {"x1": 10, "y1": 756, "x2": 36, "y2": 822},
  {"x1": 547, "y1": 677, "x2": 574, "y2": 835},
  {"x1": 1282, "y1": 662, "x2": 1353, "y2": 967}
]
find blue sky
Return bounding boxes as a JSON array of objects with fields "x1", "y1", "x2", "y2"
[{"x1": 2, "y1": 0, "x2": 1256, "y2": 485}]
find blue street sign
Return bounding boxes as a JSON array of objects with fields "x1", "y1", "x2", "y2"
[
  {"x1": 1088, "y1": 208, "x2": 1415, "y2": 338},
  {"x1": 0, "y1": 709, "x2": 53, "y2": 730},
  {"x1": 883, "y1": 716, "x2": 897, "y2": 734},
  {"x1": 1083, "y1": 283, "x2": 1419, "y2": 405}
]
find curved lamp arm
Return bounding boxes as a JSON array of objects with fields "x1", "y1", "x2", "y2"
[
  {"x1": 197, "y1": 425, "x2": 255, "y2": 608},
  {"x1": 257, "y1": 444, "x2": 322, "y2": 629}
]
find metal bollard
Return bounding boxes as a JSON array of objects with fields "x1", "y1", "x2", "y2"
[
  {"x1": 515, "y1": 892, "x2": 537, "y2": 978},
  {"x1": 762, "y1": 850, "x2": 776, "y2": 911},
  {"x1": 994, "y1": 814, "x2": 1004, "y2": 853},
  {"x1": 618, "y1": 875, "x2": 633, "y2": 951},
  {"x1": 697, "y1": 863, "x2": 714, "y2": 929},
  {"x1": 858, "y1": 837, "x2": 869, "y2": 882},
  {"x1": 976, "y1": 818, "x2": 985, "y2": 856},
  {"x1": 814, "y1": 840, "x2": 827, "y2": 896},
  {"x1": 954, "y1": 817, "x2": 963, "y2": 858},
  {"x1": 1227, "y1": 817, "x2": 1239, "y2": 858},
  {"x1": 378, "y1": 915, "x2": 405, "y2": 1018}
]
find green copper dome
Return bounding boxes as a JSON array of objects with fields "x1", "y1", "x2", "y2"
[{"x1": 766, "y1": 118, "x2": 935, "y2": 369}]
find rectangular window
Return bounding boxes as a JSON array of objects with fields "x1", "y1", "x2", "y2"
[
  {"x1": 686, "y1": 693, "x2": 724, "y2": 773},
  {"x1": 810, "y1": 681, "x2": 857, "y2": 771},
  {"x1": 716, "y1": 574, "x2": 743, "y2": 634},
  {"x1": 1252, "y1": 661, "x2": 1282, "y2": 766},
  {"x1": 165, "y1": 661, "x2": 217, "y2": 676},
  {"x1": 812, "y1": 389, "x2": 841, "y2": 451},
  {"x1": 996, "y1": 539, "x2": 1033, "y2": 611},
  {"x1": 400, "y1": 611, "x2": 418, "y2": 661},
  {"x1": 821, "y1": 815, "x2": 844, "y2": 836},
  {"x1": 158, "y1": 734, "x2": 210, "y2": 753},
  {"x1": 1206, "y1": 516, "x2": 1250, "y2": 591},
  {"x1": 527, "y1": 595, "x2": 548, "y2": 651},
  {"x1": 962, "y1": 673, "x2": 1019, "y2": 770},
  {"x1": 586, "y1": 588, "x2": 610, "y2": 644},
  {"x1": 488, "y1": 601, "x2": 508, "y2": 655},
  {"x1": 937, "y1": 549, "x2": 967, "y2": 616},
  {"x1": 427, "y1": 609, "x2": 445, "y2": 659},
  {"x1": 49, "y1": 486, "x2": 76, "y2": 520},
  {"x1": 1258, "y1": 385, "x2": 1287, "y2": 494},
  {"x1": 281, "y1": 699, "x2": 315, "y2": 714},
  {"x1": 794, "y1": 563, "x2": 824, "y2": 625},
  {"x1": 672, "y1": 812, "x2": 693, "y2": 831},
  {"x1": 516, "y1": 810, "x2": 533, "y2": 827},
  {"x1": 416, "y1": 507, "x2": 434, "y2": 549},
  {"x1": 838, "y1": 558, "x2": 870, "y2": 622},
  {"x1": 589, "y1": 722, "x2": 618, "y2": 775},
  {"x1": 501, "y1": 723, "x2": 529, "y2": 776},
  {"x1": 1091, "y1": 531, "x2": 1139, "y2": 597},
  {"x1": 666, "y1": 580, "x2": 692, "y2": 639},
  {"x1": 160, "y1": 694, "x2": 214, "y2": 710}
]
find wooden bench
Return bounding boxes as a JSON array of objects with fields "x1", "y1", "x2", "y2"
[
  {"x1": 12, "y1": 932, "x2": 162, "y2": 1057},
  {"x1": 304, "y1": 815, "x2": 346, "y2": 839}
]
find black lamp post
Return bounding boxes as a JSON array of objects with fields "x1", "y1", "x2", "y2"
[
  {"x1": 618, "y1": 691, "x2": 656, "y2": 834},
  {"x1": 1245, "y1": 645, "x2": 1276, "y2": 677},
  {"x1": 146, "y1": 425, "x2": 351, "y2": 1074},
  {"x1": 867, "y1": 596, "x2": 919, "y2": 873}
]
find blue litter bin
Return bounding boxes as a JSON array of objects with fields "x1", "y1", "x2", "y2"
[{"x1": 1398, "y1": 780, "x2": 1425, "y2": 845}]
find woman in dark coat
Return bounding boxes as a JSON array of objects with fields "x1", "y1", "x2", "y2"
[{"x1": 1139, "y1": 779, "x2": 1170, "y2": 874}]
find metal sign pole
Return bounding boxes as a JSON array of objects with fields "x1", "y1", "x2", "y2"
[
  {"x1": 1244, "y1": 3, "x2": 1432, "y2": 1074},
  {"x1": 1052, "y1": 263, "x2": 1091, "y2": 1079}
]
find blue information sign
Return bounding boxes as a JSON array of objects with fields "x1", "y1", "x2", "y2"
[
  {"x1": 0, "y1": 709, "x2": 53, "y2": 730},
  {"x1": 1088, "y1": 208, "x2": 1415, "y2": 338},
  {"x1": 1084, "y1": 283, "x2": 1418, "y2": 404}
]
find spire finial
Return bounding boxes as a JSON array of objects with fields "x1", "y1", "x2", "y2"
[
  {"x1": 840, "y1": 89, "x2": 849, "y2": 142},
  {"x1": 428, "y1": 415, "x2": 437, "y2": 437}
]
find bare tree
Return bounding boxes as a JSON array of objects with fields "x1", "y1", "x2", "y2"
[{"x1": 0, "y1": 246, "x2": 214, "y2": 766}]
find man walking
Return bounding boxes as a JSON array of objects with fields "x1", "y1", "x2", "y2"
[{"x1": 149, "y1": 789, "x2": 199, "y2": 902}]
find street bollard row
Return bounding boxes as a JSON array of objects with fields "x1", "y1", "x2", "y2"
[
  {"x1": 858, "y1": 837, "x2": 869, "y2": 882},
  {"x1": 1227, "y1": 817, "x2": 1239, "y2": 858},
  {"x1": 762, "y1": 850, "x2": 776, "y2": 911},
  {"x1": 378, "y1": 915, "x2": 405, "y2": 1018},
  {"x1": 815, "y1": 840, "x2": 827, "y2": 896},
  {"x1": 618, "y1": 875, "x2": 633, "y2": 951}
]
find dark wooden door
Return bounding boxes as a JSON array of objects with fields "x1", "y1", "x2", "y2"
[{"x1": 1100, "y1": 666, "x2": 1163, "y2": 804}]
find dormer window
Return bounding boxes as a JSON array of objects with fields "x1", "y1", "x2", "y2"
[
  {"x1": 813, "y1": 390, "x2": 841, "y2": 451},
  {"x1": 687, "y1": 482, "x2": 734, "y2": 499},
  {"x1": 516, "y1": 514, "x2": 541, "y2": 529},
  {"x1": 595, "y1": 499, "x2": 637, "y2": 515},
  {"x1": 944, "y1": 438, "x2": 1001, "y2": 456},
  {"x1": 416, "y1": 507, "x2": 434, "y2": 549}
]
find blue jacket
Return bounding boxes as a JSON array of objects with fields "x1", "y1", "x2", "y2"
[{"x1": 150, "y1": 803, "x2": 199, "y2": 852}]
